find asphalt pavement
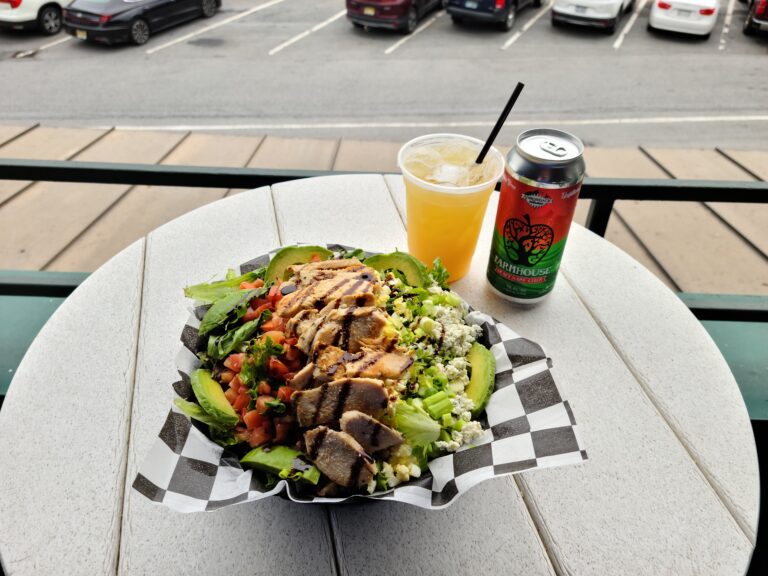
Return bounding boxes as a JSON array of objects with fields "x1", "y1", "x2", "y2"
[{"x1": 1, "y1": 0, "x2": 767, "y2": 148}]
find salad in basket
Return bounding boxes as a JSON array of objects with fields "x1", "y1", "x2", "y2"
[{"x1": 177, "y1": 246, "x2": 495, "y2": 497}]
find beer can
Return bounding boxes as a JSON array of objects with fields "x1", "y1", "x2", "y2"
[{"x1": 486, "y1": 128, "x2": 585, "y2": 304}]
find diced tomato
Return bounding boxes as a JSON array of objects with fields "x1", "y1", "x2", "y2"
[
  {"x1": 283, "y1": 344, "x2": 301, "y2": 363},
  {"x1": 233, "y1": 392, "x2": 250, "y2": 412},
  {"x1": 229, "y1": 374, "x2": 242, "y2": 389},
  {"x1": 284, "y1": 337, "x2": 298, "y2": 346},
  {"x1": 261, "y1": 315, "x2": 286, "y2": 332},
  {"x1": 256, "y1": 395, "x2": 276, "y2": 414},
  {"x1": 260, "y1": 330, "x2": 285, "y2": 345},
  {"x1": 282, "y1": 372, "x2": 295, "y2": 382},
  {"x1": 224, "y1": 353, "x2": 245, "y2": 373},
  {"x1": 248, "y1": 426, "x2": 272, "y2": 448},
  {"x1": 243, "y1": 410, "x2": 265, "y2": 431},
  {"x1": 243, "y1": 302, "x2": 272, "y2": 322},
  {"x1": 239, "y1": 279, "x2": 265, "y2": 290},
  {"x1": 268, "y1": 357, "x2": 290, "y2": 377},
  {"x1": 257, "y1": 381, "x2": 272, "y2": 395},
  {"x1": 220, "y1": 370, "x2": 235, "y2": 384},
  {"x1": 276, "y1": 386, "x2": 295, "y2": 402},
  {"x1": 309, "y1": 253, "x2": 322, "y2": 263},
  {"x1": 224, "y1": 388, "x2": 238, "y2": 405},
  {"x1": 274, "y1": 419, "x2": 292, "y2": 443}
]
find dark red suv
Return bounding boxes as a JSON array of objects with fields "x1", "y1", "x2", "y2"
[
  {"x1": 742, "y1": 0, "x2": 767, "y2": 35},
  {"x1": 346, "y1": 0, "x2": 442, "y2": 34}
]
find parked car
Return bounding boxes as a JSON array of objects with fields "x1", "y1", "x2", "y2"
[
  {"x1": 63, "y1": 0, "x2": 219, "y2": 45},
  {"x1": 743, "y1": 0, "x2": 767, "y2": 35},
  {"x1": 647, "y1": 0, "x2": 719, "y2": 37},
  {"x1": 346, "y1": 0, "x2": 442, "y2": 34},
  {"x1": 0, "y1": 0, "x2": 65, "y2": 35},
  {"x1": 446, "y1": 0, "x2": 541, "y2": 31},
  {"x1": 551, "y1": 0, "x2": 634, "y2": 34}
]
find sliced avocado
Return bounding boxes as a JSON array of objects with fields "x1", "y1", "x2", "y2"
[
  {"x1": 190, "y1": 369, "x2": 239, "y2": 428},
  {"x1": 241, "y1": 445, "x2": 321, "y2": 485},
  {"x1": 465, "y1": 342, "x2": 496, "y2": 418},
  {"x1": 174, "y1": 397, "x2": 229, "y2": 430},
  {"x1": 265, "y1": 245, "x2": 334, "y2": 282},
  {"x1": 364, "y1": 251, "x2": 429, "y2": 287}
]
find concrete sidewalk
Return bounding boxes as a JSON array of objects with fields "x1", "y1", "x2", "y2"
[{"x1": 0, "y1": 125, "x2": 766, "y2": 295}]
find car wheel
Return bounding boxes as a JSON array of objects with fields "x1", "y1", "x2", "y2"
[
  {"x1": 533, "y1": 0, "x2": 542, "y2": 6},
  {"x1": 551, "y1": 13, "x2": 561, "y2": 27},
  {"x1": 352, "y1": 21, "x2": 364, "y2": 28},
  {"x1": 604, "y1": 18, "x2": 617, "y2": 34},
  {"x1": 499, "y1": 4, "x2": 517, "y2": 31},
  {"x1": 37, "y1": 5, "x2": 62, "y2": 36},
  {"x1": 743, "y1": 9, "x2": 758, "y2": 35},
  {"x1": 201, "y1": 0, "x2": 217, "y2": 18},
  {"x1": 401, "y1": 6, "x2": 418, "y2": 34},
  {"x1": 130, "y1": 18, "x2": 151, "y2": 45}
]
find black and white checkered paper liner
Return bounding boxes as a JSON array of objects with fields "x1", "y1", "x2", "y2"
[{"x1": 134, "y1": 244, "x2": 587, "y2": 512}]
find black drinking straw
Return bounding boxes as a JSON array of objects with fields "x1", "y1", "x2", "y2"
[{"x1": 475, "y1": 82, "x2": 525, "y2": 164}]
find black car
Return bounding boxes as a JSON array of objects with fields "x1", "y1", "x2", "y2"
[
  {"x1": 445, "y1": 0, "x2": 541, "y2": 30},
  {"x1": 63, "y1": 0, "x2": 219, "y2": 45}
]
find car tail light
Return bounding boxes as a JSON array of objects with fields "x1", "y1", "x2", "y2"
[
  {"x1": 657, "y1": 1, "x2": 671, "y2": 8},
  {"x1": 496, "y1": 0, "x2": 505, "y2": 8},
  {"x1": 0, "y1": 0, "x2": 24, "y2": 9},
  {"x1": 99, "y1": 14, "x2": 112, "y2": 23},
  {"x1": 756, "y1": 0, "x2": 767, "y2": 16},
  {"x1": 699, "y1": 7, "x2": 715, "y2": 14}
]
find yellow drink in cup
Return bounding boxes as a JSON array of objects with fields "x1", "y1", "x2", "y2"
[{"x1": 398, "y1": 134, "x2": 504, "y2": 282}]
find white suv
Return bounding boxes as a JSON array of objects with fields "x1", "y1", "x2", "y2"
[{"x1": 0, "y1": 0, "x2": 66, "y2": 35}]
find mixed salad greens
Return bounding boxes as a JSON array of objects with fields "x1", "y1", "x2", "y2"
[{"x1": 176, "y1": 246, "x2": 495, "y2": 495}]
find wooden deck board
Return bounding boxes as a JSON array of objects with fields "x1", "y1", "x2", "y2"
[
  {"x1": 333, "y1": 139, "x2": 401, "y2": 173},
  {"x1": 0, "y1": 125, "x2": 34, "y2": 147},
  {"x1": 0, "y1": 126, "x2": 108, "y2": 205},
  {"x1": 580, "y1": 148, "x2": 675, "y2": 286},
  {"x1": 47, "y1": 133, "x2": 263, "y2": 272},
  {"x1": 248, "y1": 135, "x2": 336, "y2": 170},
  {"x1": 0, "y1": 130, "x2": 184, "y2": 271},
  {"x1": 643, "y1": 148, "x2": 768, "y2": 260}
]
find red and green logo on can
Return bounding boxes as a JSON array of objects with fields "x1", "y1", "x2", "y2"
[{"x1": 487, "y1": 170, "x2": 582, "y2": 302}]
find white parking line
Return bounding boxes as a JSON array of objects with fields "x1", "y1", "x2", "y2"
[
  {"x1": 146, "y1": 0, "x2": 289, "y2": 55},
  {"x1": 268, "y1": 9, "x2": 346, "y2": 56},
  {"x1": 112, "y1": 114, "x2": 768, "y2": 132},
  {"x1": 501, "y1": 2, "x2": 553, "y2": 50},
  {"x1": 384, "y1": 10, "x2": 444, "y2": 55},
  {"x1": 718, "y1": 0, "x2": 736, "y2": 51},
  {"x1": 613, "y1": 0, "x2": 649, "y2": 51},
  {"x1": 13, "y1": 36, "x2": 72, "y2": 59}
]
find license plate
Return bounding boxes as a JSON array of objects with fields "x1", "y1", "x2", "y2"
[
  {"x1": 676, "y1": 8, "x2": 692, "y2": 16},
  {"x1": 465, "y1": 1, "x2": 478, "y2": 8},
  {"x1": 75, "y1": 29, "x2": 87, "y2": 39},
  {"x1": 363, "y1": 6, "x2": 375, "y2": 15},
  {"x1": 575, "y1": 5, "x2": 587, "y2": 13}
]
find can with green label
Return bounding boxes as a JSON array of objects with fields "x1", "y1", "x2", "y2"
[{"x1": 486, "y1": 128, "x2": 585, "y2": 304}]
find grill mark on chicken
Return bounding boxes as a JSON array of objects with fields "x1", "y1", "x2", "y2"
[
  {"x1": 370, "y1": 422, "x2": 382, "y2": 448},
  {"x1": 336, "y1": 308, "x2": 356, "y2": 349},
  {"x1": 307, "y1": 427, "x2": 328, "y2": 459},
  {"x1": 342, "y1": 278, "x2": 366, "y2": 297},
  {"x1": 355, "y1": 296, "x2": 367, "y2": 307},
  {"x1": 352, "y1": 350, "x2": 384, "y2": 373},
  {"x1": 332, "y1": 380, "x2": 352, "y2": 423}
]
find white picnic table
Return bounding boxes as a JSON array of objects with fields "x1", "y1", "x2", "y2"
[{"x1": 0, "y1": 174, "x2": 759, "y2": 576}]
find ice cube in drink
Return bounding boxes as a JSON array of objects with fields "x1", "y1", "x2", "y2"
[{"x1": 398, "y1": 135, "x2": 504, "y2": 282}]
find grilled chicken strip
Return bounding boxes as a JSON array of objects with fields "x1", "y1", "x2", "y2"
[
  {"x1": 305, "y1": 427, "x2": 376, "y2": 489},
  {"x1": 289, "y1": 362, "x2": 315, "y2": 391},
  {"x1": 293, "y1": 378, "x2": 388, "y2": 427},
  {"x1": 276, "y1": 266, "x2": 379, "y2": 319},
  {"x1": 314, "y1": 346, "x2": 414, "y2": 383},
  {"x1": 340, "y1": 410, "x2": 403, "y2": 453},
  {"x1": 289, "y1": 259, "x2": 368, "y2": 285},
  {"x1": 311, "y1": 306, "x2": 393, "y2": 354}
]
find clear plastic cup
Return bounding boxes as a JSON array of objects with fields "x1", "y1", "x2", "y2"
[{"x1": 397, "y1": 134, "x2": 504, "y2": 282}]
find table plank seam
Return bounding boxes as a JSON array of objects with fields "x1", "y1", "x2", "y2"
[
  {"x1": 512, "y1": 476, "x2": 569, "y2": 576},
  {"x1": 113, "y1": 238, "x2": 149, "y2": 576},
  {"x1": 610, "y1": 208, "x2": 681, "y2": 291},
  {"x1": 269, "y1": 184, "x2": 287, "y2": 246},
  {"x1": 0, "y1": 124, "x2": 39, "y2": 149},
  {"x1": 326, "y1": 508, "x2": 345, "y2": 576},
  {"x1": 560, "y1": 270, "x2": 757, "y2": 545}
]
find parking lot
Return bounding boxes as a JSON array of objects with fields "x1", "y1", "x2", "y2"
[{"x1": 2, "y1": 0, "x2": 767, "y2": 147}]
